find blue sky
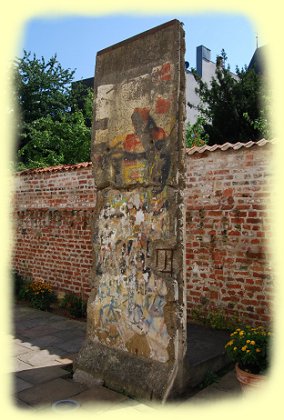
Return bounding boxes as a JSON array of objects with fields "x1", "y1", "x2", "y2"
[{"x1": 19, "y1": 13, "x2": 258, "y2": 81}]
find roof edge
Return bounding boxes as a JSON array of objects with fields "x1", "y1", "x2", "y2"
[
  {"x1": 16, "y1": 161, "x2": 92, "y2": 176},
  {"x1": 186, "y1": 139, "x2": 275, "y2": 155},
  {"x1": 15, "y1": 139, "x2": 274, "y2": 175}
]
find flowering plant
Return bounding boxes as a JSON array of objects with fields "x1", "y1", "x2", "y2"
[
  {"x1": 225, "y1": 326, "x2": 272, "y2": 374},
  {"x1": 21, "y1": 279, "x2": 56, "y2": 311}
]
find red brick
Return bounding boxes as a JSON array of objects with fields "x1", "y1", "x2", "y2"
[{"x1": 13, "y1": 143, "x2": 273, "y2": 327}]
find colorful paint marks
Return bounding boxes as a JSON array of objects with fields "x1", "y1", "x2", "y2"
[
  {"x1": 90, "y1": 190, "x2": 172, "y2": 362},
  {"x1": 90, "y1": 59, "x2": 180, "y2": 364},
  {"x1": 93, "y1": 62, "x2": 176, "y2": 192}
]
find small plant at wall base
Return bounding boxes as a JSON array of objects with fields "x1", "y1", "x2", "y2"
[
  {"x1": 59, "y1": 292, "x2": 87, "y2": 318},
  {"x1": 225, "y1": 326, "x2": 272, "y2": 375},
  {"x1": 190, "y1": 304, "x2": 242, "y2": 331},
  {"x1": 20, "y1": 279, "x2": 57, "y2": 311},
  {"x1": 12, "y1": 270, "x2": 25, "y2": 299}
]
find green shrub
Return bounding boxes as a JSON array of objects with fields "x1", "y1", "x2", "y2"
[
  {"x1": 60, "y1": 293, "x2": 87, "y2": 318},
  {"x1": 21, "y1": 279, "x2": 57, "y2": 311}
]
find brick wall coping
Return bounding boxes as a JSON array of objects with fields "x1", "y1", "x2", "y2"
[
  {"x1": 16, "y1": 161, "x2": 92, "y2": 176},
  {"x1": 186, "y1": 138, "x2": 274, "y2": 155},
  {"x1": 15, "y1": 139, "x2": 274, "y2": 176}
]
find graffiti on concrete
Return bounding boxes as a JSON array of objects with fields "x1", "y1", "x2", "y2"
[
  {"x1": 88, "y1": 48, "x2": 183, "y2": 366},
  {"x1": 93, "y1": 62, "x2": 176, "y2": 192},
  {"x1": 111, "y1": 107, "x2": 171, "y2": 193},
  {"x1": 76, "y1": 20, "x2": 186, "y2": 399},
  {"x1": 90, "y1": 189, "x2": 174, "y2": 362}
]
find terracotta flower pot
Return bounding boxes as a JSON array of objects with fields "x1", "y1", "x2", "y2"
[{"x1": 235, "y1": 363, "x2": 266, "y2": 390}]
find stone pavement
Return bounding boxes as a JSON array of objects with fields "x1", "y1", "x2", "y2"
[{"x1": 11, "y1": 304, "x2": 241, "y2": 411}]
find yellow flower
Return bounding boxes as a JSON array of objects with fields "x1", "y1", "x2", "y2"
[
  {"x1": 246, "y1": 340, "x2": 251, "y2": 344},
  {"x1": 225, "y1": 339, "x2": 234, "y2": 348},
  {"x1": 233, "y1": 347, "x2": 237, "y2": 351},
  {"x1": 250, "y1": 340, "x2": 255, "y2": 345},
  {"x1": 256, "y1": 348, "x2": 262, "y2": 353},
  {"x1": 246, "y1": 350, "x2": 250, "y2": 353},
  {"x1": 241, "y1": 345, "x2": 247, "y2": 351},
  {"x1": 239, "y1": 331, "x2": 244, "y2": 336}
]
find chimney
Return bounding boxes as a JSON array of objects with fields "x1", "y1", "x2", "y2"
[{"x1": 196, "y1": 45, "x2": 211, "y2": 77}]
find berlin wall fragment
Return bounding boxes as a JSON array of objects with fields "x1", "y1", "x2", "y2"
[{"x1": 75, "y1": 19, "x2": 186, "y2": 401}]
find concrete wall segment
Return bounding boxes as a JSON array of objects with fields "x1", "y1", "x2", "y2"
[{"x1": 76, "y1": 19, "x2": 186, "y2": 400}]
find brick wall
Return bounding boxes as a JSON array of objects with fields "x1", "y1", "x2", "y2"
[
  {"x1": 12, "y1": 141, "x2": 273, "y2": 325},
  {"x1": 12, "y1": 163, "x2": 95, "y2": 298},
  {"x1": 185, "y1": 141, "x2": 273, "y2": 327}
]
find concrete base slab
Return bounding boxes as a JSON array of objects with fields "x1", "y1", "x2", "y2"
[
  {"x1": 75, "y1": 340, "x2": 176, "y2": 401},
  {"x1": 73, "y1": 369, "x2": 104, "y2": 387}
]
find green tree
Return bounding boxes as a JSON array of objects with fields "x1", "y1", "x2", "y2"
[
  {"x1": 185, "y1": 116, "x2": 209, "y2": 148},
  {"x1": 14, "y1": 51, "x2": 93, "y2": 170},
  {"x1": 188, "y1": 49, "x2": 271, "y2": 145}
]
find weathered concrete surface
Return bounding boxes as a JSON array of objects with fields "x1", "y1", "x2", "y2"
[{"x1": 75, "y1": 19, "x2": 186, "y2": 401}]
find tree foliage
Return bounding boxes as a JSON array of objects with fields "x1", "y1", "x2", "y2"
[
  {"x1": 14, "y1": 51, "x2": 93, "y2": 170},
  {"x1": 185, "y1": 116, "x2": 209, "y2": 148},
  {"x1": 188, "y1": 49, "x2": 271, "y2": 146}
]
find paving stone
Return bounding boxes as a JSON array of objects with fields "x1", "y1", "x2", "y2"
[
  {"x1": 16, "y1": 366, "x2": 71, "y2": 385},
  {"x1": 30, "y1": 335, "x2": 63, "y2": 348},
  {"x1": 45, "y1": 346, "x2": 73, "y2": 358},
  {"x1": 13, "y1": 359, "x2": 33, "y2": 372},
  {"x1": 13, "y1": 343, "x2": 33, "y2": 357},
  {"x1": 53, "y1": 328, "x2": 86, "y2": 341},
  {"x1": 129, "y1": 402, "x2": 158, "y2": 412},
  {"x1": 55, "y1": 338, "x2": 84, "y2": 354},
  {"x1": 14, "y1": 377, "x2": 34, "y2": 393},
  {"x1": 17, "y1": 378, "x2": 87, "y2": 406},
  {"x1": 74, "y1": 385, "x2": 130, "y2": 403},
  {"x1": 13, "y1": 306, "x2": 41, "y2": 317},
  {"x1": 183, "y1": 372, "x2": 242, "y2": 403},
  {"x1": 18, "y1": 349, "x2": 63, "y2": 368},
  {"x1": 13, "y1": 397, "x2": 33, "y2": 408},
  {"x1": 211, "y1": 370, "x2": 241, "y2": 392},
  {"x1": 13, "y1": 338, "x2": 39, "y2": 351},
  {"x1": 55, "y1": 353, "x2": 77, "y2": 364},
  {"x1": 14, "y1": 327, "x2": 34, "y2": 337},
  {"x1": 15, "y1": 318, "x2": 52, "y2": 329},
  {"x1": 19, "y1": 325, "x2": 60, "y2": 338},
  {"x1": 51, "y1": 319, "x2": 86, "y2": 331},
  {"x1": 47, "y1": 314, "x2": 71, "y2": 322},
  {"x1": 13, "y1": 337, "x2": 40, "y2": 351}
]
